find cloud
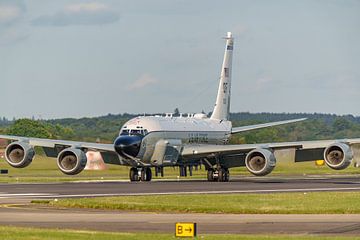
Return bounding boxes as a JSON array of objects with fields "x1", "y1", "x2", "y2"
[
  {"x1": 0, "y1": 1, "x2": 27, "y2": 45},
  {"x1": 0, "y1": 5, "x2": 21, "y2": 23},
  {"x1": 31, "y1": 2, "x2": 119, "y2": 27},
  {"x1": 128, "y1": 74, "x2": 159, "y2": 90},
  {"x1": 65, "y1": 2, "x2": 109, "y2": 13},
  {"x1": 0, "y1": 1, "x2": 25, "y2": 26}
]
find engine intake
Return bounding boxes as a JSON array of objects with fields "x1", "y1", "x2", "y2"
[
  {"x1": 57, "y1": 148, "x2": 87, "y2": 175},
  {"x1": 324, "y1": 143, "x2": 352, "y2": 170},
  {"x1": 245, "y1": 148, "x2": 276, "y2": 176},
  {"x1": 5, "y1": 141, "x2": 35, "y2": 168}
]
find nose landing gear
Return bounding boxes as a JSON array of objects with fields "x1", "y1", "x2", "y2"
[{"x1": 129, "y1": 167, "x2": 152, "y2": 182}]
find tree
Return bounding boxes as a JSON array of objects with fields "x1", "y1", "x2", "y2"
[
  {"x1": 333, "y1": 117, "x2": 352, "y2": 132},
  {"x1": 6, "y1": 119, "x2": 74, "y2": 139},
  {"x1": 7, "y1": 119, "x2": 52, "y2": 138}
]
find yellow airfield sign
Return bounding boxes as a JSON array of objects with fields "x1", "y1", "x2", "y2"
[{"x1": 175, "y1": 222, "x2": 197, "y2": 237}]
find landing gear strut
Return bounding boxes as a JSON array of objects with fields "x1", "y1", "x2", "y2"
[
  {"x1": 207, "y1": 168, "x2": 229, "y2": 182},
  {"x1": 129, "y1": 167, "x2": 152, "y2": 182}
]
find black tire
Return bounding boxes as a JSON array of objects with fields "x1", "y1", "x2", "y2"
[
  {"x1": 223, "y1": 168, "x2": 230, "y2": 182},
  {"x1": 207, "y1": 169, "x2": 214, "y2": 182},
  {"x1": 145, "y1": 168, "x2": 152, "y2": 181},
  {"x1": 141, "y1": 167, "x2": 152, "y2": 181},
  {"x1": 218, "y1": 168, "x2": 224, "y2": 182},
  {"x1": 141, "y1": 168, "x2": 146, "y2": 181},
  {"x1": 129, "y1": 167, "x2": 139, "y2": 182}
]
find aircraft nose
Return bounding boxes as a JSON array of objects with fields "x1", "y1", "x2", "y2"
[{"x1": 114, "y1": 135, "x2": 143, "y2": 159}]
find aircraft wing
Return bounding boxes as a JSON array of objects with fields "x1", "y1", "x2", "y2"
[
  {"x1": 0, "y1": 135, "x2": 115, "y2": 152},
  {"x1": 231, "y1": 118, "x2": 307, "y2": 134},
  {"x1": 181, "y1": 138, "x2": 360, "y2": 162}
]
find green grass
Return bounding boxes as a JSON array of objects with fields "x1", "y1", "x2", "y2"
[
  {"x1": 0, "y1": 151, "x2": 360, "y2": 183},
  {"x1": 34, "y1": 192, "x2": 360, "y2": 214},
  {"x1": 0, "y1": 226, "x2": 359, "y2": 240}
]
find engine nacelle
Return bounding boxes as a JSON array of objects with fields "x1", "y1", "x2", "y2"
[
  {"x1": 324, "y1": 143, "x2": 353, "y2": 170},
  {"x1": 245, "y1": 148, "x2": 276, "y2": 176},
  {"x1": 5, "y1": 141, "x2": 35, "y2": 168},
  {"x1": 57, "y1": 148, "x2": 87, "y2": 175}
]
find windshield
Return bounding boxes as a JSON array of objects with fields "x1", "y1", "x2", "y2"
[
  {"x1": 120, "y1": 129, "x2": 130, "y2": 135},
  {"x1": 120, "y1": 129, "x2": 148, "y2": 136},
  {"x1": 131, "y1": 129, "x2": 142, "y2": 135}
]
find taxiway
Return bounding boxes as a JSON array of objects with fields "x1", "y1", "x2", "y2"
[{"x1": 1, "y1": 175, "x2": 360, "y2": 235}]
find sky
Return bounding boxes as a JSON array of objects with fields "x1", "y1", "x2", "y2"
[{"x1": 1, "y1": 0, "x2": 360, "y2": 119}]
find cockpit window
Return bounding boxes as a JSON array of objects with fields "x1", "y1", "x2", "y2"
[
  {"x1": 120, "y1": 129, "x2": 148, "y2": 136},
  {"x1": 120, "y1": 129, "x2": 130, "y2": 135},
  {"x1": 131, "y1": 129, "x2": 142, "y2": 135}
]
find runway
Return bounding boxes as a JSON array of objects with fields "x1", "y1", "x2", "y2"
[
  {"x1": 1, "y1": 175, "x2": 360, "y2": 200},
  {"x1": 1, "y1": 175, "x2": 360, "y2": 235}
]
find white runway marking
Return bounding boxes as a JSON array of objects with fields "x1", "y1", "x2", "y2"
[
  {"x1": 0, "y1": 193, "x2": 56, "y2": 199},
  {"x1": 0, "y1": 186, "x2": 359, "y2": 199}
]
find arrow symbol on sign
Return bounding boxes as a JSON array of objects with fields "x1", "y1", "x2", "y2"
[{"x1": 185, "y1": 228, "x2": 192, "y2": 233}]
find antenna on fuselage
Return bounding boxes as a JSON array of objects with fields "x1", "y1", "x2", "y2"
[{"x1": 210, "y1": 32, "x2": 234, "y2": 121}]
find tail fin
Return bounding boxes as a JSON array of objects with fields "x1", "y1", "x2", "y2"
[{"x1": 210, "y1": 32, "x2": 234, "y2": 121}]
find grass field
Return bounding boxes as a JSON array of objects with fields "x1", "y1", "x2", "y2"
[
  {"x1": 0, "y1": 226, "x2": 360, "y2": 240},
  {"x1": 0, "y1": 153, "x2": 360, "y2": 183},
  {"x1": 34, "y1": 191, "x2": 360, "y2": 214}
]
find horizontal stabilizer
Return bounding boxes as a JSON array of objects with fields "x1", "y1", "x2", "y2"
[{"x1": 231, "y1": 118, "x2": 307, "y2": 134}]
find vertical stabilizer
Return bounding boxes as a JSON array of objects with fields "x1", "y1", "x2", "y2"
[{"x1": 210, "y1": 32, "x2": 234, "y2": 121}]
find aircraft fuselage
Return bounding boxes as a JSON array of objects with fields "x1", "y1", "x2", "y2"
[{"x1": 114, "y1": 115, "x2": 232, "y2": 166}]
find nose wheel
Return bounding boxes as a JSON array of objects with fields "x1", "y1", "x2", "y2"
[{"x1": 129, "y1": 167, "x2": 152, "y2": 182}]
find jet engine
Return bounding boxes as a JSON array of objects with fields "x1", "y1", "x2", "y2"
[
  {"x1": 5, "y1": 141, "x2": 35, "y2": 168},
  {"x1": 57, "y1": 148, "x2": 87, "y2": 175},
  {"x1": 324, "y1": 143, "x2": 353, "y2": 170},
  {"x1": 245, "y1": 148, "x2": 276, "y2": 176}
]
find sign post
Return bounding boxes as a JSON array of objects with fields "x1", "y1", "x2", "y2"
[{"x1": 175, "y1": 222, "x2": 197, "y2": 238}]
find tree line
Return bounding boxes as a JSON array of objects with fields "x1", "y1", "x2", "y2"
[{"x1": 1, "y1": 112, "x2": 360, "y2": 144}]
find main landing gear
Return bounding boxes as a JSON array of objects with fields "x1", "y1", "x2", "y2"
[
  {"x1": 129, "y1": 167, "x2": 152, "y2": 182},
  {"x1": 207, "y1": 168, "x2": 229, "y2": 182}
]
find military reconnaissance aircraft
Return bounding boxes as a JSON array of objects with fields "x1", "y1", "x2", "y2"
[{"x1": 1, "y1": 32, "x2": 359, "y2": 182}]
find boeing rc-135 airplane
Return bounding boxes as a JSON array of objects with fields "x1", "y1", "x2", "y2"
[{"x1": 1, "y1": 32, "x2": 360, "y2": 182}]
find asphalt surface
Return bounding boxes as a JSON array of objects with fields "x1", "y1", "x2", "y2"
[
  {"x1": 1, "y1": 206, "x2": 360, "y2": 235},
  {"x1": 2, "y1": 175, "x2": 360, "y2": 200},
  {"x1": 1, "y1": 175, "x2": 360, "y2": 235}
]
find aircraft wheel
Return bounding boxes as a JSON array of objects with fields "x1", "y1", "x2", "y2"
[
  {"x1": 129, "y1": 167, "x2": 140, "y2": 182},
  {"x1": 218, "y1": 168, "x2": 229, "y2": 182},
  {"x1": 218, "y1": 168, "x2": 224, "y2": 182},
  {"x1": 207, "y1": 169, "x2": 215, "y2": 181},
  {"x1": 223, "y1": 168, "x2": 230, "y2": 182},
  {"x1": 141, "y1": 167, "x2": 152, "y2": 182}
]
